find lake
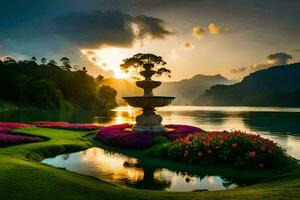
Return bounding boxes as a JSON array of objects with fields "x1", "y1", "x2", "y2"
[{"x1": 1, "y1": 106, "x2": 300, "y2": 159}]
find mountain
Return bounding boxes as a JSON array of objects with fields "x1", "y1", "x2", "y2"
[
  {"x1": 156, "y1": 74, "x2": 235, "y2": 105},
  {"x1": 195, "y1": 62, "x2": 300, "y2": 106},
  {"x1": 104, "y1": 74, "x2": 235, "y2": 105},
  {"x1": 103, "y1": 78, "x2": 143, "y2": 105}
]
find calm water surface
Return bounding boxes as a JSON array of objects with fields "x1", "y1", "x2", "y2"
[
  {"x1": 42, "y1": 147, "x2": 238, "y2": 191},
  {"x1": 1, "y1": 106, "x2": 299, "y2": 158}
]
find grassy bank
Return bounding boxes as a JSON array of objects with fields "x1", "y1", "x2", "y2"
[{"x1": 0, "y1": 127, "x2": 299, "y2": 200}]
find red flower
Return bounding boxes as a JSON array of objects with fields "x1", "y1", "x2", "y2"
[
  {"x1": 231, "y1": 143, "x2": 237, "y2": 148},
  {"x1": 248, "y1": 151, "x2": 256, "y2": 158}
]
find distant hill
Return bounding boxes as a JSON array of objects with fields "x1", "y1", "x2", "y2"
[
  {"x1": 104, "y1": 74, "x2": 235, "y2": 105},
  {"x1": 103, "y1": 78, "x2": 143, "y2": 105},
  {"x1": 156, "y1": 74, "x2": 235, "y2": 105},
  {"x1": 195, "y1": 62, "x2": 300, "y2": 106}
]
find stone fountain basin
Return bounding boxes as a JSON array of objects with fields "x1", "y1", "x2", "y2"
[
  {"x1": 136, "y1": 80, "x2": 161, "y2": 89},
  {"x1": 123, "y1": 96, "x2": 175, "y2": 107}
]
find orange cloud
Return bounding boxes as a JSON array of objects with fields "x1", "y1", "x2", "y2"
[
  {"x1": 192, "y1": 26, "x2": 205, "y2": 39},
  {"x1": 208, "y1": 23, "x2": 229, "y2": 34}
]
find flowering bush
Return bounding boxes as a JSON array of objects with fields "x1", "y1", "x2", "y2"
[
  {"x1": 0, "y1": 122, "x2": 32, "y2": 130},
  {"x1": 0, "y1": 122, "x2": 41, "y2": 147},
  {"x1": 147, "y1": 131, "x2": 294, "y2": 169},
  {"x1": 33, "y1": 121, "x2": 102, "y2": 131},
  {"x1": 95, "y1": 124, "x2": 154, "y2": 149},
  {"x1": 164, "y1": 124, "x2": 202, "y2": 140},
  {"x1": 0, "y1": 133, "x2": 41, "y2": 147},
  {"x1": 95, "y1": 124, "x2": 201, "y2": 149}
]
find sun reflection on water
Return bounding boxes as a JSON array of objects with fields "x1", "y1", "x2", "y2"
[{"x1": 42, "y1": 147, "x2": 238, "y2": 191}]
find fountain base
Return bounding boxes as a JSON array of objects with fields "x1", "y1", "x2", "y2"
[
  {"x1": 133, "y1": 107, "x2": 165, "y2": 133},
  {"x1": 132, "y1": 124, "x2": 165, "y2": 133}
]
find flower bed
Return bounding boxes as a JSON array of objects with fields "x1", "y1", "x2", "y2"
[
  {"x1": 164, "y1": 124, "x2": 203, "y2": 139},
  {"x1": 0, "y1": 122, "x2": 32, "y2": 130},
  {"x1": 0, "y1": 122, "x2": 41, "y2": 147},
  {"x1": 0, "y1": 133, "x2": 41, "y2": 147},
  {"x1": 33, "y1": 121, "x2": 102, "y2": 131},
  {"x1": 95, "y1": 124, "x2": 201, "y2": 149},
  {"x1": 147, "y1": 131, "x2": 294, "y2": 169}
]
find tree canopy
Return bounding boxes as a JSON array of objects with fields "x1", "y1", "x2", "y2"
[
  {"x1": 0, "y1": 57, "x2": 117, "y2": 109},
  {"x1": 120, "y1": 53, "x2": 171, "y2": 78}
]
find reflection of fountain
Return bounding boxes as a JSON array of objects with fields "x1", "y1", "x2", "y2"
[{"x1": 123, "y1": 64, "x2": 175, "y2": 133}]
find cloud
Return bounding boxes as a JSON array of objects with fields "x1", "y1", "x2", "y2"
[
  {"x1": 133, "y1": 15, "x2": 173, "y2": 40},
  {"x1": 231, "y1": 52, "x2": 293, "y2": 75},
  {"x1": 267, "y1": 52, "x2": 293, "y2": 65},
  {"x1": 182, "y1": 41, "x2": 192, "y2": 49},
  {"x1": 54, "y1": 10, "x2": 172, "y2": 49},
  {"x1": 250, "y1": 53, "x2": 292, "y2": 72},
  {"x1": 192, "y1": 26, "x2": 205, "y2": 39},
  {"x1": 230, "y1": 67, "x2": 247, "y2": 74},
  {"x1": 208, "y1": 23, "x2": 229, "y2": 34}
]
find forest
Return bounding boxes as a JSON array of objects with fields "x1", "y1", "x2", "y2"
[
  {"x1": 0, "y1": 57, "x2": 117, "y2": 109},
  {"x1": 196, "y1": 62, "x2": 300, "y2": 106}
]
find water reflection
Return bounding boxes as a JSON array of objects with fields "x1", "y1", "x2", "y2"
[
  {"x1": 1, "y1": 106, "x2": 299, "y2": 158},
  {"x1": 42, "y1": 147, "x2": 238, "y2": 191}
]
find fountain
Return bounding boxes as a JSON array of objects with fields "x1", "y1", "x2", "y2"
[{"x1": 122, "y1": 55, "x2": 175, "y2": 133}]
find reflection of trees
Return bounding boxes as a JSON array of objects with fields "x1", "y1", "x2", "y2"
[
  {"x1": 0, "y1": 109, "x2": 113, "y2": 124},
  {"x1": 193, "y1": 111, "x2": 229, "y2": 125},
  {"x1": 241, "y1": 112, "x2": 300, "y2": 135},
  {"x1": 62, "y1": 154, "x2": 70, "y2": 160}
]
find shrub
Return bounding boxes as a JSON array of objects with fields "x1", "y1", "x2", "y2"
[
  {"x1": 95, "y1": 124, "x2": 201, "y2": 149},
  {"x1": 147, "y1": 131, "x2": 295, "y2": 169}
]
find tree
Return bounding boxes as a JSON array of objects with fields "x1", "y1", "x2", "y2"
[
  {"x1": 120, "y1": 53, "x2": 171, "y2": 78},
  {"x1": 82, "y1": 67, "x2": 87, "y2": 73},
  {"x1": 41, "y1": 57, "x2": 47, "y2": 65},
  {"x1": 98, "y1": 85, "x2": 117, "y2": 108},
  {"x1": 60, "y1": 57, "x2": 71, "y2": 71},
  {"x1": 96, "y1": 74, "x2": 104, "y2": 84},
  {"x1": 3, "y1": 57, "x2": 17, "y2": 65},
  {"x1": 31, "y1": 56, "x2": 37, "y2": 62},
  {"x1": 48, "y1": 60, "x2": 57, "y2": 66}
]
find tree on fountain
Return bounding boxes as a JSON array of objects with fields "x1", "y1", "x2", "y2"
[{"x1": 120, "y1": 53, "x2": 171, "y2": 79}]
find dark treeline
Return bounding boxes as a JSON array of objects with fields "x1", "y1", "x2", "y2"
[
  {"x1": 0, "y1": 57, "x2": 117, "y2": 109},
  {"x1": 196, "y1": 62, "x2": 300, "y2": 106}
]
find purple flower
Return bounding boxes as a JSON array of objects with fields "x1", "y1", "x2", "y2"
[
  {"x1": 95, "y1": 124, "x2": 202, "y2": 149},
  {"x1": 0, "y1": 133, "x2": 41, "y2": 147}
]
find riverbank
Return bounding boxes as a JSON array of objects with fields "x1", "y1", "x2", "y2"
[{"x1": 0, "y1": 127, "x2": 299, "y2": 200}]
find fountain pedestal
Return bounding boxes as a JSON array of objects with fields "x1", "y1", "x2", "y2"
[{"x1": 123, "y1": 65, "x2": 175, "y2": 133}]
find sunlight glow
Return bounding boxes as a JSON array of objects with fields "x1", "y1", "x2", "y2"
[{"x1": 81, "y1": 47, "x2": 134, "y2": 79}]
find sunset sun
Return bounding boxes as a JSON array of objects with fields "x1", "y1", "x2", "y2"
[{"x1": 82, "y1": 47, "x2": 134, "y2": 79}]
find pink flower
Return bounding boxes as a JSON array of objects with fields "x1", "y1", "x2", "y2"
[
  {"x1": 248, "y1": 151, "x2": 256, "y2": 158},
  {"x1": 258, "y1": 163, "x2": 264, "y2": 168},
  {"x1": 231, "y1": 143, "x2": 237, "y2": 148}
]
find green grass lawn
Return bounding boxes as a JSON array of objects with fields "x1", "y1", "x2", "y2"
[{"x1": 0, "y1": 127, "x2": 299, "y2": 200}]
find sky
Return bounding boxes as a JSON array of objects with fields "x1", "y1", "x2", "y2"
[{"x1": 0, "y1": 0, "x2": 300, "y2": 81}]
